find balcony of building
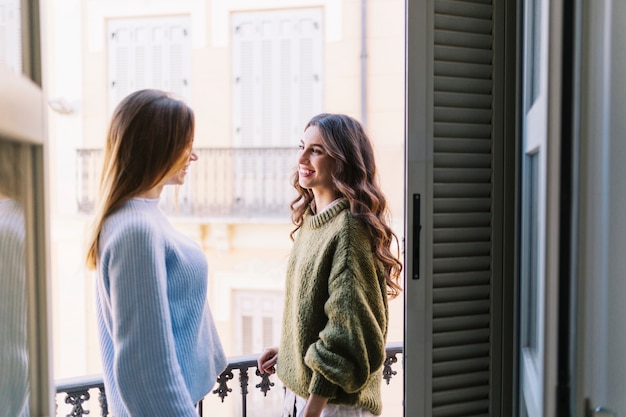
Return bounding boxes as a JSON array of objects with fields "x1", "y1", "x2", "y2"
[
  {"x1": 76, "y1": 146, "x2": 299, "y2": 221},
  {"x1": 55, "y1": 343, "x2": 403, "y2": 417}
]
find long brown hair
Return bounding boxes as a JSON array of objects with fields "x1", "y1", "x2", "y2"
[
  {"x1": 290, "y1": 113, "x2": 403, "y2": 298},
  {"x1": 86, "y1": 89, "x2": 195, "y2": 270}
]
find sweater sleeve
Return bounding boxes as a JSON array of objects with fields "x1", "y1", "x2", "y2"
[
  {"x1": 303, "y1": 227, "x2": 388, "y2": 398},
  {"x1": 104, "y1": 219, "x2": 197, "y2": 416},
  {"x1": 0, "y1": 220, "x2": 29, "y2": 417}
]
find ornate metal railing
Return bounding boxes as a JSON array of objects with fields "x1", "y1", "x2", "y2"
[
  {"x1": 76, "y1": 147, "x2": 298, "y2": 219},
  {"x1": 55, "y1": 343, "x2": 403, "y2": 417}
]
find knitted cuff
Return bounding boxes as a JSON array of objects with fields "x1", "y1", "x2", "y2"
[{"x1": 309, "y1": 372, "x2": 339, "y2": 399}]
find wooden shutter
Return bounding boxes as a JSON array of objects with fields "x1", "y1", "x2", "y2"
[
  {"x1": 0, "y1": 0, "x2": 21, "y2": 73},
  {"x1": 233, "y1": 290, "x2": 283, "y2": 355},
  {"x1": 108, "y1": 16, "x2": 191, "y2": 114},
  {"x1": 431, "y1": 1, "x2": 497, "y2": 416},
  {"x1": 232, "y1": 9, "x2": 323, "y2": 147}
]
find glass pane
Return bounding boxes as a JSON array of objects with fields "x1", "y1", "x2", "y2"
[
  {"x1": 524, "y1": 0, "x2": 542, "y2": 110},
  {"x1": 521, "y1": 152, "x2": 539, "y2": 351},
  {"x1": 0, "y1": 139, "x2": 29, "y2": 417},
  {"x1": 520, "y1": 398, "x2": 530, "y2": 417}
]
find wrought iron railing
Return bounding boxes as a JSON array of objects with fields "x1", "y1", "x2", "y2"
[
  {"x1": 76, "y1": 147, "x2": 298, "y2": 219},
  {"x1": 55, "y1": 343, "x2": 403, "y2": 417}
]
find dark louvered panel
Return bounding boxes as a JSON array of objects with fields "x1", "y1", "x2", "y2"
[
  {"x1": 435, "y1": 45, "x2": 492, "y2": 65},
  {"x1": 434, "y1": 168, "x2": 492, "y2": 183},
  {"x1": 435, "y1": 137, "x2": 491, "y2": 153},
  {"x1": 433, "y1": 371, "x2": 490, "y2": 392},
  {"x1": 432, "y1": 271, "x2": 491, "y2": 288},
  {"x1": 432, "y1": 0, "x2": 494, "y2": 415},
  {"x1": 434, "y1": 314, "x2": 491, "y2": 333},
  {"x1": 435, "y1": 30, "x2": 492, "y2": 49},
  {"x1": 434, "y1": 343, "x2": 491, "y2": 362},
  {"x1": 434, "y1": 241, "x2": 491, "y2": 258},
  {"x1": 437, "y1": 64, "x2": 491, "y2": 83},
  {"x1": 435, "y1": 92, "x2": 493, "y2": 110},
  {"x1": 435, "y1": 122, "x2": 492, "y2": 139},
  {"x1": 435, "y1": 107, "x2": 492, "y2": 124},
  {"x1": 433, "y1": 197, "x2": 490, "y2": 212},
  {"x1": 434, "y1": 183, "x2": 491, "y2": 198},
  {"x1": 435, "y1": 152, "x2": 492, "y2": 168},
  {"x1": 436, "y1": 0, "x2": 493, "y2": 19},
  {"x1": 434, "y1": 212, "x2": 491, "y2": 228},
  {"x1": 435, "y1": 75, "x2": 492, "y2": 92}
]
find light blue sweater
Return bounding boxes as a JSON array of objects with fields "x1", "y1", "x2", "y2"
[
  {"x1": 96, "y1": 198, "x2": 227, "y2": 417},
  {"x1": 0, "y1": 199, "x2": 29, "y2": 417}
]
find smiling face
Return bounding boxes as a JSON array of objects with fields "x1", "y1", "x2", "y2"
[
  {"x1": 298, "y1": 125, "x2": 337, "y2": 203},
  {"x1": 165, "y1": 147, "x2": 198, "y2": 186}
]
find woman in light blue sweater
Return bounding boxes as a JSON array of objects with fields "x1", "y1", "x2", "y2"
[
  {"x1": 258, "y1": 114, "x2": 403, "y2": 417},
  {"x1": 86, "y1": 89, "x2": 227, "y2": 417}
]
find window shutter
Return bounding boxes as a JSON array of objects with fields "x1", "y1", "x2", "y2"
[
  {"x1": 232, "y1": 9, "x2": 322, "y2": 147},
  {"x1": 109, "y1": 26, "x2": 132, "y2": 110},
  {"x1": 431, "y1": 1, "x2": 496, "y2": 416},
  {"x1": 108, "y1": 16, "x2": 191, "y2": 114},
  {"x1": 233, "y1": 290, "x2": 283, "y2": 355},
  {"x1": 241, "y1": 315, "x2": 253, "y2": 355},
  {"x1": 0, "y1": 0, "x2": 21, "y2": 73},
  {"x1": 233, "y1": 289, "x2": 286, "y2": 416}
]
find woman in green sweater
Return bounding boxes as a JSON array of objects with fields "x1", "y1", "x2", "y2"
[{"x1": 258, "y1": 113, "x2": 402, "y2": 417}]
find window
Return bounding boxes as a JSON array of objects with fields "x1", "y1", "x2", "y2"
[
  {"x1": 232, "y1": 8, "x2": 323, "y2": 147},
  {"x1": 232, "y1": 290, "x2": 284, "y2": 417},
  {"x1": 524, "y1": 0, "x2": 542, "y2": 110},
  {"x1": 233, "y1": 290, "x2": 283, "y2": 355},
  {"x1": 521, "y1": 152, "x2": 539, "y2": 351},
  {"x1": 107, "y1": 16, "x2": 191, "y2": 114}
]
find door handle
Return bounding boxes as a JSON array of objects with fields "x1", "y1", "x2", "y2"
[{"x1": 412, "y1": 194, "x2": 421, "y2": 280}]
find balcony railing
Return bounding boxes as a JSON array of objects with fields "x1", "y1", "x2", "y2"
[
  {"x1": 76, "y1": 147, "x2": 299, "y2": 219},
  {"x1": 55, "y1": 343, "x2": 403, "y2": 417}
]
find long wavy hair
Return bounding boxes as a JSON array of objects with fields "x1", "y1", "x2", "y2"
[
  {"x1": 290, "y1": 113, "x2": 403, "y2": 298},
  {"x1": 86, "y1": 89, "x2": 195, "y2": 270}
]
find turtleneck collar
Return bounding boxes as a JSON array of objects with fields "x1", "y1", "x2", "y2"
[{"x1": 306, "y1": 198, "x2": 349, "y2": 229}]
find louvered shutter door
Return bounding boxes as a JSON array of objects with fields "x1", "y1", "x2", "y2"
[
  {"x1": 232, "y1": 9, "x2": 322, "y2": 147},
  {"x1": 109, "y1": 24, "x2": 132, "y2": 111},
  {"x1": 233, "y1": 290, "x2": 284, "y2": 355},
  {"x1": 293, "y1": 14, "x2": 322, "y2": 143},
  {"x1": 165, "y1": 23, "x2": 190, "y2": 100},
  {"x1": 232, "y1": 19, "x2": 258, "y2": 147},
  {"x1": 432, "y1": 1, "x2": 496, "y2": 416},
  {"x1": 108, "y1": 17, "x2": 191, "y2": 114}
]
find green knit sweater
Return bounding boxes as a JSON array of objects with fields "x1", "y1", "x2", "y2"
[{"x1": 277, "y1": 199, "x2": 389, "y2": 415}]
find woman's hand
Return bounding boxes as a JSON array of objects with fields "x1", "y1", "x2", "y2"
[{"x1": 257, "y1": 347, "x2": 278, "y2": 375}]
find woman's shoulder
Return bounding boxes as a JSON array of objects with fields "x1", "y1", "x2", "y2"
[
  {"x1": 335, "y1": 207, "x2": 369, "y2": 238},
  {"x1": 101, "y1": 200, "x2": 164, "y2": 242}
]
